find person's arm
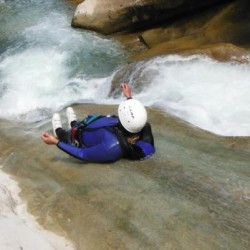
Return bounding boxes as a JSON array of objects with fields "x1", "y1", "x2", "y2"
[
  {"x1": 41, "y1": 132, "x2": 120, "y2": 162},
  {"x1": 121, "y1": 83, "x2": 132, "y2": 99},
  {"x1": 139, "y1": 123, "x2": 155, "y2": 146},
  {"x1": 57, "y1": 141, "x2": 120, "y2": 162},
  {"x1": 130, "y1": 123, "x2": 155, "y2": 159},
  {"x1": 113, "y1": 126, "x2": 155, "y2": 160}
]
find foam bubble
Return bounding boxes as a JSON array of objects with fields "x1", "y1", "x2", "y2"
[{"x1": 0, "y1": 48, "x2": 69, "y2": 118}]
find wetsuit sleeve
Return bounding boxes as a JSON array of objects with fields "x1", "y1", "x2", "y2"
[
  {"x1": 121, "y1": 140, "x2": 155, "y2": 160},
  {"x1": 113, "y1": 123, "x2": 155, "y2": 160},
  {"x1": 139, "y1": 123, "x2": 155, "y2": 146},
  {"x1": 129, "y1": 123, "x2": 155, "y2": 160},
  {"x1": 57, "y1": 141, "x2": 120, "y2": 162}
]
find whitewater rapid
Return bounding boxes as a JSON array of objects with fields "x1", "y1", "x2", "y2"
[
  {"x1": 126, "y1": 55, "x2": 250, "y2": 136},
  {"x1": 1, "y1": 0, "x2": 250, "y2": 137},
  {"x1": 1, "y1": 50, "x2": 250, "y2": 136}
]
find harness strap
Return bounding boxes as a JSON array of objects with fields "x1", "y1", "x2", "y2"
[
  {"x1": 70, "y1": 126, "x2": 85, "y2": 147},
  {"x1": 70, "y1": 115, "x2": 104, "y2": 147},
  {"x1": 71, "y1": 127, "x2": 77, "y2": 142}
]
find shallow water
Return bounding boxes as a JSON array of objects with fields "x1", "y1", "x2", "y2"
[
  {"x1": 0, "y1": 0, "x2": 250, "y2": 249},
  {"x1": 0, "y1": 168, "x2": 74, "y2": 250},
  {"x1": 1, "y1": 105, "x2": 250, "y2": 249}
]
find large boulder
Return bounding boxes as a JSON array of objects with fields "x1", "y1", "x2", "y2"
[
  {"x1": 71, "y1": 0, "x2": 230, "y2": 35},
  {"x1": 136, "y1": 0, "x2": 250, "y2": 60}
]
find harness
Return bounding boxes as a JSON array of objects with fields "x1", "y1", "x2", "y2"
[{"x1": 70, "y1": 114, "x2": 103, "y2": 147}]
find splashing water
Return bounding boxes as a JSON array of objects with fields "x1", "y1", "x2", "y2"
[
  {"x1": 1, "y1": 0, "x2": 250, "y2": 137},
  {"x1": 124, "y1": 55, "x2": 250, "y2": 136},
  {"x1": 0, "y1": 0, "x2": 126, "y2": 121}
]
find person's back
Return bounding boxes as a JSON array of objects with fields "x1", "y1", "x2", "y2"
[
  {"x1": 58, "y1": 116, "x2": 123, "y2": 162},
  {"x1": 41, "y1": 83, "x2": 155, "y2": 163}
]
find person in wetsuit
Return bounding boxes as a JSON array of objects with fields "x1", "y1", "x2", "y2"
[{"x1": 41, "y1": 83, "x2": 155, "y2": 162}]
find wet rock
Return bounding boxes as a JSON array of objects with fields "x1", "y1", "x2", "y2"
[
  {"x1": 139, "y1": 0, "x2": 250, "y2": 56},
  {"x1": 134, "y1": 42, "x2": 250, "y2": 62},
  {"x1": 71, "y1": 0, "x2": 227, "y2": 35},
  {"x1": 71, "y1": 0, "x2": 250, "y2": 62},
  {"x1": 1, "y1": 104, "x2": 250, "y2": 249}
]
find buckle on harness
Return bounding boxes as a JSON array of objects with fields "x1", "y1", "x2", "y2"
[{"x1": 70, "y1": 127, "x2": 80, "y2": 147}]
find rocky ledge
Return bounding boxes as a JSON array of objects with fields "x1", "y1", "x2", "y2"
[{"x1": 71, "y1": 0, "x2": 250, "y2": 60}]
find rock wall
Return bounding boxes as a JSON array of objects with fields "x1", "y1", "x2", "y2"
[
  {"x1": 71, "y1": 0, "x2": 250, "y2": 63},
  {"x1": 136, "y1": 0, "x2": 250, "y2": 60}
]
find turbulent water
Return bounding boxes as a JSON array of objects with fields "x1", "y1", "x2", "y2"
[
  {"x1": 124, "y1": 55, "x2": 250, "y2": 136},
  {"x1": 0, "y1": 0, "x2": 250, "y2": 250},
  {"x1": 0, "y1": 0, "x2": 126, "y2": 121},
  {"x1": 1, "y1": 1, "x2": 250, "y2": 136}
]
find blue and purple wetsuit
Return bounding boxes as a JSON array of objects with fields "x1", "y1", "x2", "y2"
[{"x1": 56, "y1": 116, "x2": 155, "y2": 162}]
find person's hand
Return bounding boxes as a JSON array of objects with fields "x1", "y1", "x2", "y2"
[
  {"x1": 41, "y1": 132, "x2": 59, "y2": 145},
  {"x1": 121, "y1": 83, "x2": 132, "y2": 99}
]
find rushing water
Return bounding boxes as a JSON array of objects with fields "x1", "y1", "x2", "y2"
[
  {"x1": 1, "y1": 1, "x2": 250, "y2": 136},
  {"x1": 0, "y1": 0, "x2": 126, "y2": 121},
  {"x1": 123, "y1": 55, "x2": 250, "y2": 136},
  {"x1": 0, "y1": 0, "x2": 250, "y2": 250}
]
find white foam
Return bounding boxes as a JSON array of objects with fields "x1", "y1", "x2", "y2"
[
  {"x1": 0, "y1": 9, "x2": 123, "y2": 121},
  {"x1": 0, "y1": 48, "x2": 69, "y2": 117},
  {"x1": 0, "y1": 168, "x2": 74, "y2": 250},
  {"x1": 128, "y1": 55, "x2": 250, "y2": 136}
]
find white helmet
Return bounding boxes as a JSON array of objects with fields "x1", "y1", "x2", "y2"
[{"x1": 118, "y1": 99, "x2": 147, "y2": 133}]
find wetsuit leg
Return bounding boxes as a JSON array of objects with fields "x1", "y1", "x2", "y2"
[
  {"x1": 56, "y1": 128, "x2": 68, "y2": 143},
  {"x1": 71, "y1": 121, "x2": 77, "y2": 128}
]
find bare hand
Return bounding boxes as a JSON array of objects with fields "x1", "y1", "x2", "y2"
[
  {"x1": 41, "y1": 132, "x2": 59, "y2": 145},
  {"x1": 121, "y1": 83, "x2": 132, "y2": 98}
]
